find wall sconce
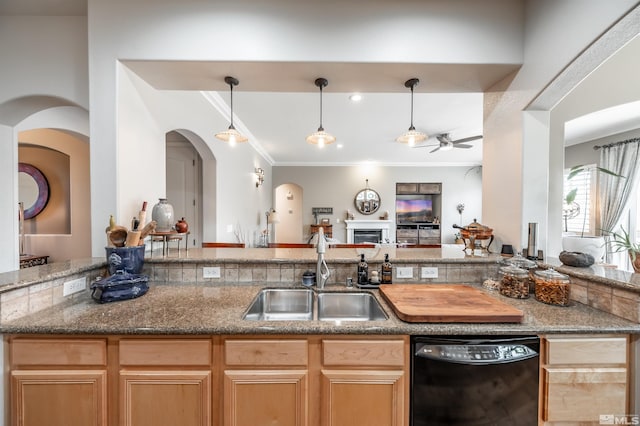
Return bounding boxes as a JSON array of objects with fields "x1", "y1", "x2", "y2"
[{"x1": 255, "y1": 167, "x2": 264, "y2": 187}]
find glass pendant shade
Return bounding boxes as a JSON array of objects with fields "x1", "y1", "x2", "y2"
[
  {"x1": 396, "y1": 78, "x2": 427, "y2": 145},
  {"x1": 216, "y1": 76, "x2": 248, "y2": 144},
  {"x1": 306, "y1": 128, "x2": 336, "y2": 148},
  {"x1": 215, "y1": 126, "x2": 248, "y2": 146},
  {"x1": 307, "y1": 77, "x2": 335, "y2": 147},
  {"x1": 396, "y1": 127, "x2": 427, "y2": 146}
]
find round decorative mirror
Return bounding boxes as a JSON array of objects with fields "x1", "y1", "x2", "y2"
[
  {"x1": 354, "y1": 180, "x2": 380, "y2": 215},
  {"x1": 19, "y1": 163, "x2": 49, "y2": 219}
]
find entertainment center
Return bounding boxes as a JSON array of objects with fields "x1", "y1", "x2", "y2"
[{"x1": 395, "y1": 182, "x2": 442, "y2": 245}]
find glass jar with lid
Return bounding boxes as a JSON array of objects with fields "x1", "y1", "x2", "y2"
[
  {"x1": 533, "y1": 269, "x2": 571, "y2": 306},
  {"x1": 498, "y1": 265, "x2": 530, "y2": 299},
  {"x1": 501, "y1": 253, "x2": 538, "y2": 293}
]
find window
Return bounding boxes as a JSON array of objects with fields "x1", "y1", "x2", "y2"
[{"x1": 563, "y1": 165, "x2": 597, "y2": 236}]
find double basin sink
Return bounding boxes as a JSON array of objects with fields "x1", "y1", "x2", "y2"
[{"x1": 243, "y1": 288, "x2": 388, "y2": 322}]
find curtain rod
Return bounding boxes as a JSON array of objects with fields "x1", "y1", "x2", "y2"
[{"x1": 593, "y1": 137, "x2": 640, "y2": 150}]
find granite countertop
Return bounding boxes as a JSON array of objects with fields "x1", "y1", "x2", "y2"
[{"x1": 3, "y1": 282, "x2": 639, "y2": 336}]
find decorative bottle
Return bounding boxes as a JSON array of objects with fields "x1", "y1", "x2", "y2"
[
  {"x1": 151, "y1": 198, "x2": 174, "y2": 232},
  {"x1": 357, "y1": 254, "x2": 369, "y2": 285},
  {"x1": 381, "y1": 253, "x2": 393, "y2": 284}
]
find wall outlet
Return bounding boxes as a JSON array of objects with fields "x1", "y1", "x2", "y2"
[
  {"x1": 63, "y1": 277, "x2": 86, "y2": 296},
  {"x1": 421, "y1": 267, "x2": 438, "y2": 279},
  {"x1": 203, "y1": 266, "x2": 221, "y2": 278},
  {"x1": 396, "y1": 267, "x2": 413, "y2": 279}
]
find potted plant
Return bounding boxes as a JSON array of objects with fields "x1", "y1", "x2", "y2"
[
  {"x1": 561, "y1": 164, "x2": 624, "y2": 262},
  {"x1": 603, "y1": 226, "x2": 640, "y2": 273}
]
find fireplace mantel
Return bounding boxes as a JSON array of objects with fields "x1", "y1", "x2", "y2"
[{"x1": 345, "y1": 220, "x2": 393, "y2": 244}]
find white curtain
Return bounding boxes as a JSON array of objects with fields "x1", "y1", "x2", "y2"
[{"x1": 597, "y1": 138, "x2": 640, "y2": 261}]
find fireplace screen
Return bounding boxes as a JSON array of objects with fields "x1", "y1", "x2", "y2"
[{"x1": 354, "y1": 229, "x2": 382, "y2": 244}]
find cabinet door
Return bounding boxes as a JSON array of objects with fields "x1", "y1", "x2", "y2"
[
  {"x1": 224, "y1": 370, "x2": 308, "y2": 426},
  {"x1": 11, "y1": 370, "x2": 107, "y2": 426},
  {"x1": 120, "y1": 370, "x2": 211, "y2": 426},
  {"x1": 542, "y1": 367, "x2": 627, "y2": 422},
  {"x1": 418, "y1": 183, "x2": 441, "y2": 194},
  {"x1": 395, "y1": 183, "x2": 418, "y2": 194},
  {"x1": 321, "y1": 369, "x2": 405, "y2": 426}
]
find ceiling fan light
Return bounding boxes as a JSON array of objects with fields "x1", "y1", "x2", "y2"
[{"x1": 440, "y1": 142, "x2": 454, "y2": 151}]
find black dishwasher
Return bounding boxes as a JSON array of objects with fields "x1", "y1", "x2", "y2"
[{"x1": 411, "y1": 336, "x2": 539, "y2": 426}]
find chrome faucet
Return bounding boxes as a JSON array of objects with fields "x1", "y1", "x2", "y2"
[{"x1": 316, "y1": 227, "x2": 330, "y2": 288}]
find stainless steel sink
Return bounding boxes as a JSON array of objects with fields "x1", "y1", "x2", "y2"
[
  {"x1": 243, "y1": 288, "x2": 388, "y2": 322},
  {"x1": 317, "y1": 292, "x2": 388, "y2": 321},
  {"x1": 243, "y1": 288, "x2": 314, "y2": 321}
]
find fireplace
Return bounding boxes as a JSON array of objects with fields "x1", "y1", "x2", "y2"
[
  {"x1": 354, "y1": 229, "x2": 383, "y2": 244},
  {"x1": 345, "y1": 220, "x2": 392, "y2": 244}
]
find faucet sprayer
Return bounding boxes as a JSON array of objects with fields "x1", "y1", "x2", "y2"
[{"x1": 316, "y1": 227, "x2": 330, "y2": 288}]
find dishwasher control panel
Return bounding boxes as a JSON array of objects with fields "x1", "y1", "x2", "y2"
[{"x1": 416, "y1": 343, "x2": 538, "y2": 364}]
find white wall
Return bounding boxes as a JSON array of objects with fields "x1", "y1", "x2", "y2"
[{"x1": 274, "y1": 165, "x2": 483, "y2": 244}]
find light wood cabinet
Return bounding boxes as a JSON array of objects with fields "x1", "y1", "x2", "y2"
[
  {"x1": 320, "y1": 339, "x2": 408, "y2": 426},
  {"x1": 539, "y1": 335, "x2": 629, "y2": 424},
  {"x1": 9, "y1": 338, "x2": 107, "y2": 426},
  {"x1": 223, "y1": 338, "x2": 309, "y2": 426},
  {"x1": 118, "y1": 339, "x2": 213, "y2": 426}
]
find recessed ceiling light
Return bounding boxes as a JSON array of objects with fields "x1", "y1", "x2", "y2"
[{"x1": 349, "y1": 94, "x2": 362, "y2": 102}]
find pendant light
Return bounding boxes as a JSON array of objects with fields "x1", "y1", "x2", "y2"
[
  {"x1": 396, "y1": 78, "x2": 427, "y2": 147},
  {"x1": 215, "y1": 76, "x2": 248, "y2": 146},
  {"x1": 306, "y1": 77, "x2": 335, "y2": 148}
]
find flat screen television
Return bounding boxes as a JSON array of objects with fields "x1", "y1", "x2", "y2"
[{"x1": 396, "y1": 196, "x2": 433, "y2": 223}]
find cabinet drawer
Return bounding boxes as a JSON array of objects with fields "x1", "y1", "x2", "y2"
[
  {"x1": 225, "y1": 339, "x2": 308, "y2": 366},
  {"x1": 418, "y1": 229, "x2": 440, "y2": 238},
  {"x1": 11, "y1": 338, "x2": 107, "y2": 366},
  {"x1": 542, "y1": 366, "x2": 627, "y2": 421},
  {"x1": 120, "y1": 339, "x2": 212, "y2": 366},
  {"x1": 322, "y1": 340, "x2": 404, "y2": 367},
  {"x1": 544, "y1": 336, "x2": 627, "y2": 365},
  {"x1": 396, "y1": 229, "x2": 418, "y2": 239}
]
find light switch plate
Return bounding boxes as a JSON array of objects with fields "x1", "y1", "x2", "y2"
[
  {"x1": 421, "y1": 267, "x2": 438, "y2": 278},
  {"x1": 203, "y1": 266, "x2": 221, "y2": 278},
  {"x1": 396, "y1": 267, "x2": 413, "y2": 279}
]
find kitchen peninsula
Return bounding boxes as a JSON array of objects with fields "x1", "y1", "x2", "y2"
[{"x1": 1, "y1": 246, "x2": 639, "y2": 426}]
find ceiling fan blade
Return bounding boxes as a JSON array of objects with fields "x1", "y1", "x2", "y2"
[
  {"x1": 453, "y1": 143, "x2": 473, "y2": 149},
  {"x1": 453, "y1": 135, "x2": 483, "y2": 144},
  {"x1": 430, "y1": 146, "x2": 441, "y2": 153},
  {"x1": 413, "y1": 144, "x2": 439, "y2": 149}
]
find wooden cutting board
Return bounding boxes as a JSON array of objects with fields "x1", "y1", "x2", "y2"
[{"x1": 379, "y1": 284, "x2": 524, "y2": 323}]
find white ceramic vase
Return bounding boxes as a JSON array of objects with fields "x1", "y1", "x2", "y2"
[
  {"x1": 561, "y1": 235, "x2": 606, "y2": 263},
  {"x1": 152, "y1": 198, "x2": 174, "y2": 232}
]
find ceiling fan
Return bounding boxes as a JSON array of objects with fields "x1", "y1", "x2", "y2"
[{"x1": 414, "y1": 133, "x2": 483, "y2": 153}]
